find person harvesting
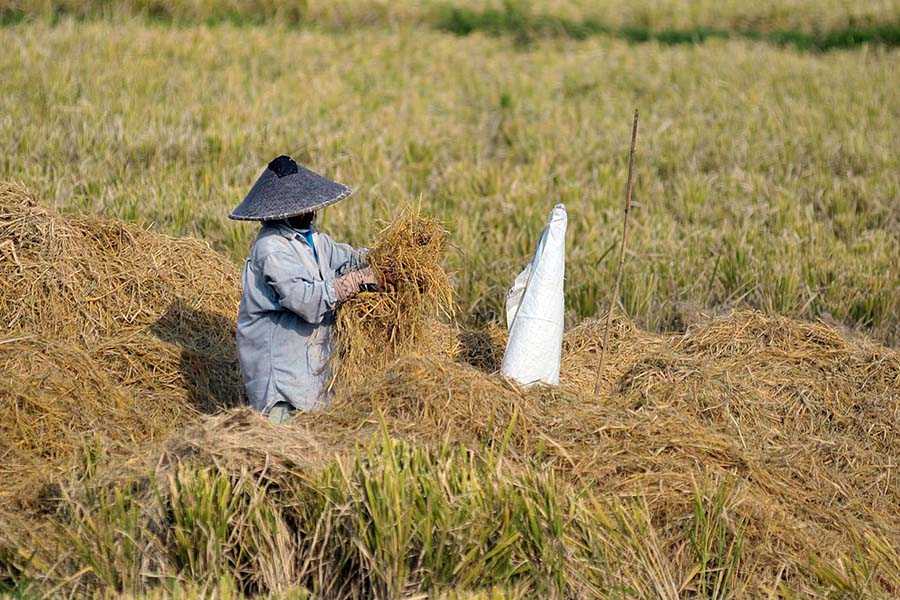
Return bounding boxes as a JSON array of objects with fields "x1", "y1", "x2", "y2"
[{"x1": 230, "y1": 155, "x2": 380, "y2": 423}]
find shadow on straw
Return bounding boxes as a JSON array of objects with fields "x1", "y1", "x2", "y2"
[{"x1": 151, "y1": 299, "x2": 244, "y2": 413}]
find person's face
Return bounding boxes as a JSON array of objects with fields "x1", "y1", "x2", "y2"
[{"x1": 287, "y1": 211, "x2": 316, "y2": 229}]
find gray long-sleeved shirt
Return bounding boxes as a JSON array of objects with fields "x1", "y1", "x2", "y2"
[{"x1": 236, "y1": 222, "x2": 366, "y2": 413}]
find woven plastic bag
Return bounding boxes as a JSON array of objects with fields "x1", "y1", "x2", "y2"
[{"x1": 501, "y1": 204, "x2": 567, "y2": 386}]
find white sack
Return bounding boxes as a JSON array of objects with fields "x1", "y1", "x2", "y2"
[{"x1": 501, "y1": 204, "x2": 567, "y2": 386}]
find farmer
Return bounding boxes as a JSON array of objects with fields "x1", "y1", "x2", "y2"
[{"x1": 229, "y1": 155, "x2": 380, "y2": 423}]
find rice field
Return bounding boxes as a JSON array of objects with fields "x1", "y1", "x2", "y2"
[
  {"x1": 2, "y1": 12, "x2": 898, "y2": 343},
  {"x1": 1, "y1": 2, "x2": 899, "y2": 598},
  {"x1": 5, "y1": 0, "x2": 900, "y2": 33}
]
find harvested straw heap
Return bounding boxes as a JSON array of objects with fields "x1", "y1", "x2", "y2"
[
  {"x1": 0, "y1": 182, "x2": 243, "y2": 506},
  {"x1": 1, "y1": 183, "x2": 898, "y2": 598}
]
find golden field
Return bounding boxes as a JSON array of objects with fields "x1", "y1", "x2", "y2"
[
  {"x1": 2, "y1": 18, "x2": 897, "y2": 341},
  {"x1": 1, "y1": 2, "x2": 898, "y2": 597}
]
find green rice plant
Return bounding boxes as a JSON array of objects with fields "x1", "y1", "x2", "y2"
[
  {"x1": 570, "y1": 498, "x2": 679, "y2": 599},
  {"x1": 127, "y1": 575, "x2": 303, "y2": 599},
  {"x1": 51, "y1": 434, "x2": 702, "y2": 596},
  {"x1": 0, "y1": 545, "x2": 33, "y2": 599},
  {"x1": 434, "y1": 586, "x2": 531, "y2": 600},
  {"x1": 164, "y1": 466, "x2": 296, "y2": 593},
  {"x1": 166, "y1": 467, "x2": 240, "y2": 583},
  {"x1": 64, "y1": 484, "x2": 154, "y2": 593},
  {"x1": 434, "y1": 1, "x2": 900, "y2": 50},
  {"x1": 304, "y1": 435, "x2": 572, "y2": 596},
  {"x1": 807, "y1": 532, "x2": 900, "y2": 599},
  {"x1": 132, "y1": 576, "x2": 242, "y2": 600},
  {"x1": 33, "y1": 428, "x2": 900, "y2": 597},
  {"x1": 4, "y1": 0, "x2": 899, "y2": 41},
  {"x1": 686, "y1": 482, "x2": 748, "y2": 599}
]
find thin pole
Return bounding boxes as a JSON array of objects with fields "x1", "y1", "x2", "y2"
[{"x1": 593, "y1": 109, "x2": 639, "y2": 396}]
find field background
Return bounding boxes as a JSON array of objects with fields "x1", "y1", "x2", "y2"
[
  {"x1": 2, "y1": 0, "x2": 898, "y2": 343},
  {"x1": 2, "y1": 2, "x2": 900, "y2": 598}
]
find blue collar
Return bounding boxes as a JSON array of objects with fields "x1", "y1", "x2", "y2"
[{"x1": 301, "y1": 229, "x2": 318, "y2": 261}]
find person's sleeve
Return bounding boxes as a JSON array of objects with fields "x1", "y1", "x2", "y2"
[
  {"x1": 260, "y1": 251, "x2": 337, "y2": 323},
  {"x1": 322, "y1": 233, "x2": 369, "y2": 275}
]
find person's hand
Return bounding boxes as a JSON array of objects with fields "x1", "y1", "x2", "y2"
[
  {"x1": 357, "y1": 266, "x2": 382, "y2": 293},
  {"x1": 334, "y1": 266, "x2": 380, "y2": 302}
]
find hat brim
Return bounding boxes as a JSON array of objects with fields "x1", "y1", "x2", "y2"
[{"x1": 229, "y1": 164, "x2": 353, "y2": 221}]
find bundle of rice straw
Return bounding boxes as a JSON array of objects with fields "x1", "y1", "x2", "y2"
[{"x1": 331, "y1": 210, "x2": 455, "y2": 385}]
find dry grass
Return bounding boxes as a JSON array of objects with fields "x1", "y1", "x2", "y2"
[
  {"x1": 0, "y1": 182, "x2": 243, "y2": 506},
  {"x1": 2, "y1": 187, "x2": 898, "y2": 597},
  {"x1": 332, "y1": 309, "x2": 899, "y2": 535},
  {"x1": 35, "y1": 305, "x2": 898, "y2": 596}
]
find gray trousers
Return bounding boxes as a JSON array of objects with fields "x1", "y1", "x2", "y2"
[{"x1": 267, "y1": 401, "x2": 295, "y2": 425}]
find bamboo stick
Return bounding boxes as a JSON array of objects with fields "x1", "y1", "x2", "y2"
[{"x1": 593, "y1": 108, "x2": 639, "y2": 396}]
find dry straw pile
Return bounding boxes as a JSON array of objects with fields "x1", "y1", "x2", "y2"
[
  {"x1": 322, "y1": 312, "x2": 899, "y2": 573},
  {"x1": 1, "y1": 183, "x2": 898, "y2": 597},
  {"x1": 0, "y1": 182, "x2": 243, "y2": 506}
]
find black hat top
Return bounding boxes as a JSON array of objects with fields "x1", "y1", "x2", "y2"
[
  {"x1": 229, "y1": 155, "x2": 352, "y2": 221},
  {"x1": 268, "y1": 155, "x2": 299, "y2": 177}
]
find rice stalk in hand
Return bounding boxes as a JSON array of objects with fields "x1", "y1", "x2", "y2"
[{"x1": 331, "y1": 210, "x2": 454, "y2": 386}]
